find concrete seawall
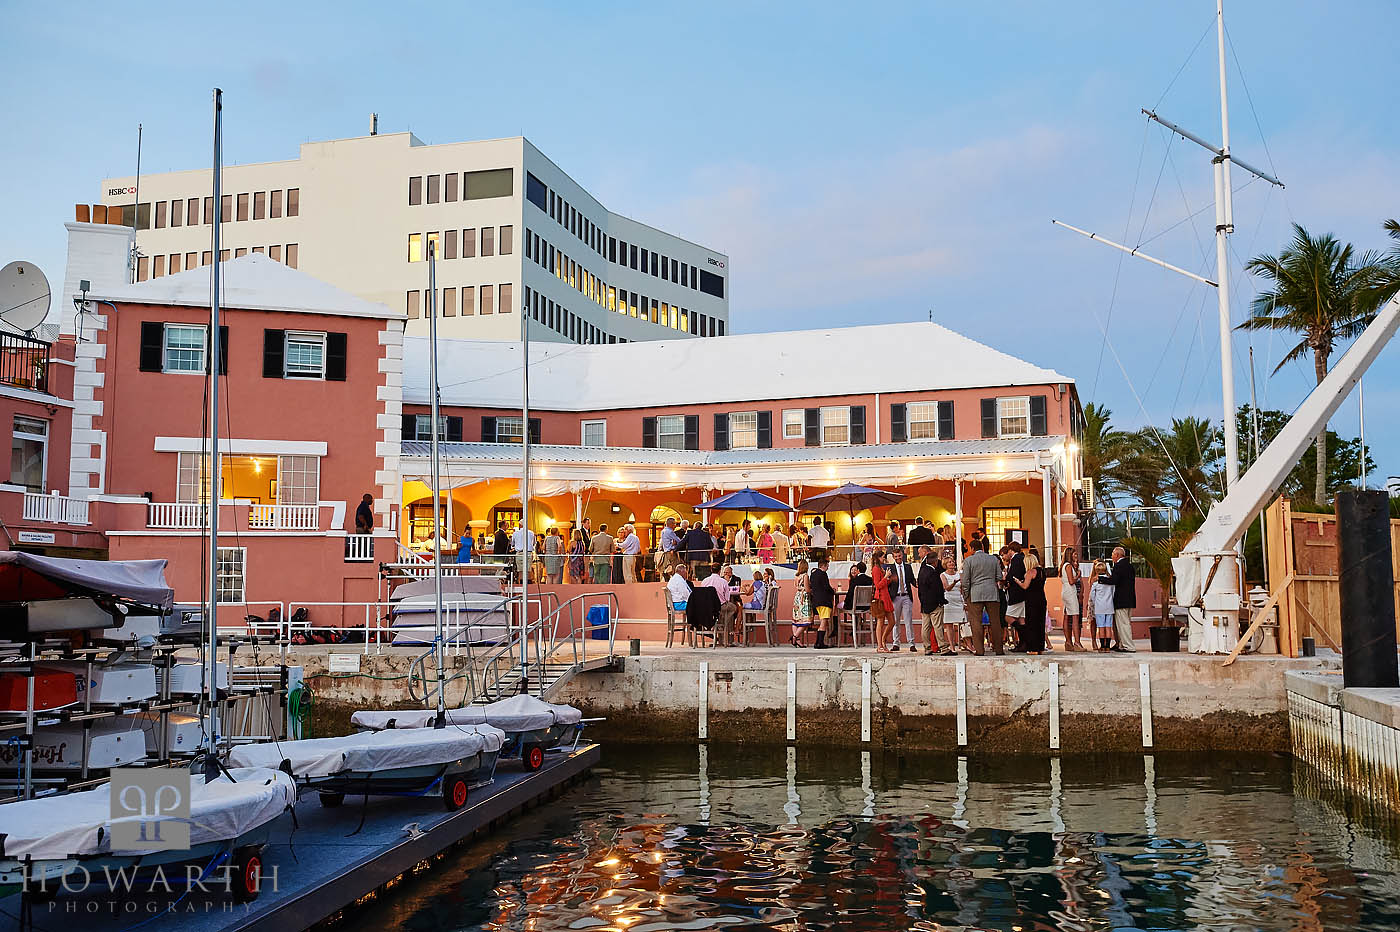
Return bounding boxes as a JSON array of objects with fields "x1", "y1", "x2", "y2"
[
  {"x1": 553, "y1": 648, "x2": 1337, "y2": 753},
  {"x1": 293, "y1": 644, "x2": 1339, "y2": 754}
]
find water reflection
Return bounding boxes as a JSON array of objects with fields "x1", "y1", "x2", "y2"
[{"x1": 344, "y1": 747, "x2": 1400, "y2": 932}]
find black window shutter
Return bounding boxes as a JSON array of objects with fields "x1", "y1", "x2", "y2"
[
  {"x1": 849, "y1": 405, "x2": 866, "y2": 445},
  {"x1": 804, "y1": 408, "x2": 820, "y2": 447},
  {"x1": 401, "y1": 414, "x2": 417, "y2": 439},
  {"x1": 262, "y1": 329, "x2": 285, "y2": 379},
  {"x1": 1030, "y1": 395, "x2": 1048, "y2": 436},
  {"x1": 890, "y1": 403, "x2": 907, "y2": 443},
  {"x1": 713, "y1": 413, "x2": 729, "y2": 452},
  {"x1": 757, "y1": 411, "x2": 772, "y2": 449},
  {"x1": 528, "y1": 418, "x2": 541, "y2": 444},
  {"x1": 139, "y1": 322, "x2": 164, "y2": 372},
  {"x1": 445, "y1": 416, "x2": 463, "y2": 442},
  {"x1": 215, "y1": 325, "x2": 228, "y2": 375},
  {"x1": 937, "y1": 400, "x2": 955, "y2": 440},
  {"x1": 641, "y1": 416, "x2": 657, "y2": 448},
  {"x1": 684, "y1": 415, "x2": 700, "y2": 451},
  {"x1": 981, "y1": 398, "x2": 998, "y2": 438},
  {"x1": 326, "y1": 332, "x2": 347, "y2": 381},
  {"x1": 480, "y1": 416, "x2": 496, "y2": 442}
]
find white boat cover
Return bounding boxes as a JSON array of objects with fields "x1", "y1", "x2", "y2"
[
  {"x1": 0, "y1": 767, "x2": 293, "y2": 861},
  {"x1": 352, "y1": 694, "x2": 583, "y2": 732},
  {"x1": 227, "y1": 727, "x2": 505, "y2": 779}
]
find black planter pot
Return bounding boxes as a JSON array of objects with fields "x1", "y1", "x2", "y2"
[{"x1": 1149, "y1": 625, "x2": 1181, "y2": 652}]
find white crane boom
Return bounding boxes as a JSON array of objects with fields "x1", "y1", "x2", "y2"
[{"x1": 1173, "y1": 292, "x2": 1400, "y2": 653}]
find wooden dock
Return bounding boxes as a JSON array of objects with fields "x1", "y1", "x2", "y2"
[{"x1": 0, "y1": 743, "x2": 599, "y2": 931}]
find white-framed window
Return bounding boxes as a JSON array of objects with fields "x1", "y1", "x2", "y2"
[
  {"x1": 284, "y1": 331, "x2": 327, "y2": 379},
  {"x1": 981, "y1": 507, "x2": 1022, "y2": 547},
  {"x1": 10, "y1": 416, "x2": 47, "y2": 493},
  {"x1": 657, "y1": 414, "x2": 686, "y2": 450},
  {"x1": 176, "y1": 452, "x2": 212, "y2": 503},
  {"x1": 782, "y1": 409, "x2": 804, "y2": 440},
  {"x1": 581, "y1": 419, "x2": 606, "y2": 446},
  {"x1": 729, "y1": 411, "x2": 758, "y2": 450},
  {"x1": 820, "y1": 406, "x2": 849, "y2": 446},
  {"x1": 907, "y1": 401, "x2": 939, "y2": 441},
  {"x1": 998, "y1": 396, "x2": 1030, "y2": 438},
  {"x1": 495, "y1": 416, "x2": 524, "y2": 443},
  {"x1": 276, "y1": 455, "x2": 319, "y2": 505},
  {"x1": 413, "y1": 414, "x2": 447, "y2": 441},
  {"x1": 216, "y1": 547, "x2": 246, "y2": 604},
  {"x1": 163, "y1": 324, "x2": 207, "y2": 373}
]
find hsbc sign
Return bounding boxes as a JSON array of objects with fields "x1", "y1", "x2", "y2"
[{"x1": 107, "y1": 186, "x2": 135, "y2": 196}]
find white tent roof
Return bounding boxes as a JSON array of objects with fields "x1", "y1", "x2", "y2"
[
  {"x1": 405, "y1": 321, "x2": 1072, "y2": 411},
  {"x1": 92, "y1": 254, "x2": 401, "y2": 320}
]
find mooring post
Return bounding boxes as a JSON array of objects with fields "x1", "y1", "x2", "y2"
[
  {"x1": 698, "y1": 661, "x2": 709, "y2": 740},
  {"x1": 1048, "y1": 662, "x2": 1061, "y2": 750},
  {"x1": 786, "y1": 662, "x2": 797, "y2": 742},
  {"x1": 1338, "y1": 490, "x2": 1399, "y2": 688}
]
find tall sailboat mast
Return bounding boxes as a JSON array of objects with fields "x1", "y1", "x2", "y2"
[
  {"x1": 427, "y1": 242, "x2": 447, "y2": 729},
  {"x1": 1211, "y1": 0, "x2": 1239, "y2": 489},
  {"x1": 204, "y1": 88, "x2": 224, "y2": 772},
  {"x1": 519, "y1": 296, "x2": 531, "y2": 692}
]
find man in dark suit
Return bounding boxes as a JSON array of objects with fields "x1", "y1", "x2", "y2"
[
  {"x1": 888, "y1": 547, "x2": 919, "y2": 651},
  {"x1": 682, "y1": 523, "x2": 715, "y2": 577},
  {"x1": 907, "y1": 517, "x2": 934, "y2": 548},
  {"x1": 1103, "y1": 545, "x2": 1137, "y2": 652},
  {"x1": 1004, "y1": 541, "x2": 1027, "y2": 651},
  {"x1": 915, "y1": 546, "x2": 949, "y2": 655},
  {"x1": 809, "y1": 557, "x2": 836, "y2": 649}
]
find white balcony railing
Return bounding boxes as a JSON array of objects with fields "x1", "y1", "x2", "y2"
[
  {"x1": 248, "y1": 504, "x2": 320, "y2": 530},
  {"x1": 344, "y1": 534, "x2": 375, "y2": 563},
  {"x1": 22, "y1": 491, "x2": 90, "y2": 525},
  {"x1": 148, "y1": 501, "x2": 207, "y2": 529},
  {"x1": 147, "y1": 502, "x2": 323, "y2": 531}
]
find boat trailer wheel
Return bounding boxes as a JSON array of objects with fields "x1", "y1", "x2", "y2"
[
  {"x1": 444, "y1": 773, "x2": 469, "y2": 811},
  {"x1": 522, "y1": 743, "x2": 545, "y2": 771},
  {"x1": 232, "y1": 847, "x2": 263, "y2": 903}
]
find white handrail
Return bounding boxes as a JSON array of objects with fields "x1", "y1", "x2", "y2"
[{"x1": 21, "y1": 491, "x2": 90, "y2": 525}]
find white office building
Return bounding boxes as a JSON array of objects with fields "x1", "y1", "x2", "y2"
[{"x1": 99, "y1": 131, "x2": 729, "y2": 344}]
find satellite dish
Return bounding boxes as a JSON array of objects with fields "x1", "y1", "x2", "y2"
[{"x1": 0, "y1": 261, "x2": 51, "y2": 333}]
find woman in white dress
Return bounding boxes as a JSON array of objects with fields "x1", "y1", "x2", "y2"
[
  {"x1": 940, "y1": 559, "x2": 967, "y2": 652},
  {"x1": 1060, "y1": 548, "x2": 1085, "y2": 651}
]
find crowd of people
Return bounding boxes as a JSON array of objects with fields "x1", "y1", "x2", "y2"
[
  {"x1": 663, "y1": 537, "x2": 1140, "y2": 655},
  {"x1": 441, "y1": 512, "x2": 1142, "y2": 654}
]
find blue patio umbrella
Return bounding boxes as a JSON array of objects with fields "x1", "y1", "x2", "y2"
[
  {"x1": 798, "y1": 482, "x2": 906, "y2": 545},
  {"x1": 698, "y1": 488, "x2": 790, "y2": 513}
]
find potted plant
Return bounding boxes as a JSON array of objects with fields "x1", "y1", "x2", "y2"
[{"x1": 1122, "y1": 513, "x2": 1204, "y2": 652}]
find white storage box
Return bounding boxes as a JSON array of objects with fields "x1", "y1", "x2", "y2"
[
  {"x1": 157, "y1": 662, "x2": 227, "y2": 696},
  {"x1": 133, "y1": 710, "x2": 206, "y2": 753},
  {"x1": 51, "y1": 661, "x2": 157, "y2": 705}
]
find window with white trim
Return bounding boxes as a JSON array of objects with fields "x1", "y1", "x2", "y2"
[
  {"x1": 782, "y1": 409, "x2": 804, "y2": 440},
  {"x1": 163, "y1": 324, "x2": 207, "y2": 373},
  {"x1": 413, "y1": 415, "x2": 447, "y2": 441},
  {"x1": 216, "y1": 547, "x2": 246, "y2": 603},
  {"x1": 284, "y1": 331, "x2": 327, "y2": 379},
  {"x1": 998, "y1": 396, "x2": 1030, "y2": 438},
  {"x1": 177, "y1": 452, "x2": 213, "y2": 503},
  {"x1": 729, "y1": 411, "x2": 758, "y2": 450},
  {"x1": 657, "y1": 414, "x2": 686, "y2": 450},
  {"x1": 820, "y1": 406, "x2": 849, "y2": 446},
  {"x1": 276, "y1": 455, "x2": 319, "y2": 505},
  {"x1": 581, "y1": 419, "x2": 606, "y2": 446},
  {"x1": 494, "y1": 416, "x2": 524, "y2": 443},
  {"x1": 907, "y1": 401, "x2": 939, "y2": 441},
  {"x1": 10, "y1": 416, "x2": 47, "y2": 493}
]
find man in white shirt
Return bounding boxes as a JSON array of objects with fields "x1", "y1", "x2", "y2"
[
  {"x1": 808, "y1": 519, "x2": 831, "y2": 551},
  {"x1": 510, "y1": 523, "x2": 536, "y2": 580},
  {"x1": 771, "y1": 524, "x2": 790, "y2": 564},
  {"x1": 667, "y1": 564, "x2": 693, "y2": 609},
  {"x1": 734, "y1": 519, "x2": 752, "y2": 562},
  {"x1": 618, "y1": 524, "x2": 642, "y2": 583}
]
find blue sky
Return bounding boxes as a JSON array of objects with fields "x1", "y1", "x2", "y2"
[{"x1": 3, "y1": 1, "x2": 1398, "y2": 485}]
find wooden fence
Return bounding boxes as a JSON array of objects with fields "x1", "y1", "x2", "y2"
[{"x1": 1264, "y1": 497, "x2": 1400, "y2": 657}]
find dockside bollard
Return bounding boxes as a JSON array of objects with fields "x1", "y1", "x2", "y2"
[{"x1": 1337, "y1": 490, "x2": 1398, "y2": 689}]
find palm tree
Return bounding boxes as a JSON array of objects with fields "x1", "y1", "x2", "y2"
[
  {"x1": 1111, "y1": 430, "x2": 1169, "y2": 509},
  {"x1": 1158, "y1": 416, "x2": 1221, "y2": 519},
  {"x1": 1238, "y1": 224, "x2": 1389, "y2": 503},
  {"x1": 1080, "y1": 402, "x2": 1126, "y2": 508}
]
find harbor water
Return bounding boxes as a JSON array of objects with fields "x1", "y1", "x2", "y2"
[{"x1": 341, "y1": 745, "x2": 1400, "y2": 931}]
